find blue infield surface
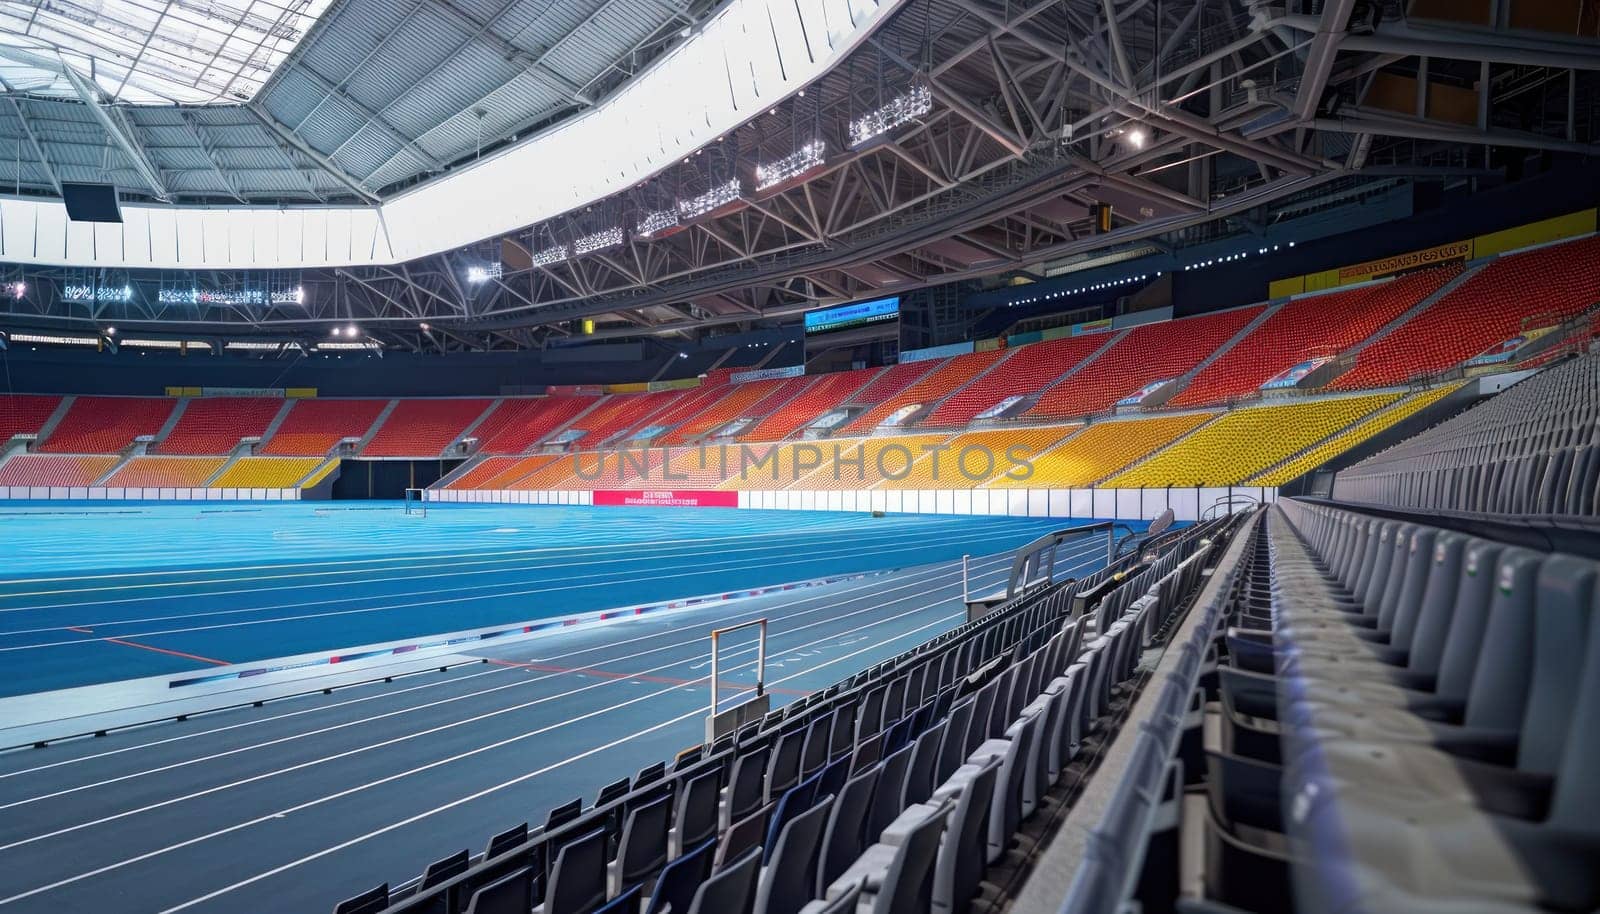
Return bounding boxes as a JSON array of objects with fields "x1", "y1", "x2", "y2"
[{"x1": 0, "y1": 501, "x2": 1114, "y2": 696}]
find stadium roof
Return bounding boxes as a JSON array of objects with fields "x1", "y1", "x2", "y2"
[
  {"x1": 0, "y1": 0, "x2": 1596, "y2": 350},
  {"x1": 0, "y1": 0, "x2": 718, "y2": 201}
]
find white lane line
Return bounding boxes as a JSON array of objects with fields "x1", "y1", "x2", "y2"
[
  {"x1": 0, "y1": 563, "x2": 988, "y2": 849},
  {"x1": 0, "y1": 557, "x2": 1005, "y2": 806},
  {"x1": 0, "y1": 517, "x2": 998, "y2": 619},
  {"x1": 0, "y1": 603, "x2": 966, "y2": 909},
  {"x1": 156, "y1": 609, "x2": 969, "y2": 914},
  {"x1": 0, "y1": 531, "x2": 1012, "y2": 651},
  {"x1": 0, "y1": 513, "x2": 1032, "y2": 593},
  {"x1": 0, "y1": 552, "x2": 1012, "y2": 782},
  {"x1": 0, "y1": 522, "x2": 973, "y2": 632}
]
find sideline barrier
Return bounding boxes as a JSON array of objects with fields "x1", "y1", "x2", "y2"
[
  {"x1": 0, "y1": 486, "x2": 300, "y2": 501},
  {"x1": 427, "y1": 486, "x2": 1274, "y2": 522}
]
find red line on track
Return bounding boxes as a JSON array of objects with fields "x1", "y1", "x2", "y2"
[
  {"x1": 485, "y1": 657, "x2": 811, "y2": 697},
  {"x1": 66, "y1": 625, "x2": 93, "y2": 633},
  {"x1": 101, "y1": 637, "x2": 231, "y2": 667}
]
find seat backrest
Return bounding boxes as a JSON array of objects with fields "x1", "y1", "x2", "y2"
[
  {"x1": 801, "y1": 711, "x2": 834, "y2": 778},
  {"x1": 717, "y1": 806, "x2": 770, "y2": 869},
  {"x1": 596, "y1": 777, "x2": 631, "y2": 808},
  {"x1": 767, "y1": 728, "x2": 807, "y2": 801},
  {"x1": 870, "y1": 798, "x2": 955, "y2": 914},
  {"x1": 764, "y1": 773, "x2": 822, "y2": 864},
  {"x1": 420, "y1": 849, "x2": 470, "y2": 889},
  {"x1": 935, "y1": 757, "x2": 1002, "y2": 914},
  {"x1": 867, "y1": 743, "x2": 917, "y2": 841},
  {"x1": 484, "y1": 823, "x2": 528, "y2": 861},
  {"x1": 687, "y1": 846, "x2": 762, "y2": 914},
  {"x1": 647, "y1": 838, "x2": 715, "y2": 914},
  {"x1": 332, "y1": 883, "x2": 388, "y2": 914},
  {"x1": 1383, "y1": 527, "x2": 1438, "y2": 651},
  {"x1": 902, "y1": 718, "x2": 946, "y2": 809},
  {"x1": 799, "y1": 881, "x2": 862, "y2": 914},
  {"x1": 819, "y1": 763, "x2": 881, "y2": 894},
  {"x1": 1432, "y1": 539, "x2": 1506, "y2": 703},
  {"x1": 595, "y1": 884, "x2": 641, "y2": 914},
  {"x1": 937, "y1": 697, "x2": 976, "y2": 783},
  {"x1": 1518, "y1": 554, "x2": 1598, "y2": 775},
  {"x1": 545, "y1": 828, "x2": 608, "y2": 914},
  {"x1": 616, "y1": 794, "x2": 673, "y2": 890},
  {"x1": 729, "y1": 746, "x2": 771, "y2": 824},
  {"x1": 463, "y1": 869, "x2": 532, "y2": 914},
  {"x1": 1461, "y1": 548, "x2": 1544, "y2": 731},
  {"x1": 754, "y1": 795, "x2": 835, "y2": 914},
  {"x1": 829, "y1": 702, "x2": 858, "y2": 760},
  {"x1": 1403, "y1": 532, "x2": 1468, "y2": 677},
  {"x1": 676, "y1": 766, "x2": 722, "y2": 854}
]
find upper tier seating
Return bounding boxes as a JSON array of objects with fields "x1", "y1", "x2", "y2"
[
  {"x1": 469, "y1": 397, "x2": 599, "y2": 454},
  {"x1": 1248, "y1": 384, "x2": 1463, "y2": 486},
  {"x1": 988, "y1": 413, "x2": 1215, "y2": 488},
  {"x1": 847, "y1": 361, "x2": 937, "y2": 406},
  {"x1": 1332, "y1": 235, "x2": 1600, "y2": 389},
  {"x1": 0, "y1": 454, "x2": 120, "y2": 487},
  {"x1": 569, "y1": 391, "x2": 689, "y2": 448},
  {"x1": 660, "y1": 379, "x2": 793, "y2": 445},
  {"x1": 1028, "y1": 307, "x2": 1265, "y2": 419},
  {"x1": 876, "y1": 427, "x2": 1073, "y2": 488},
  {"x1": 924, "y1": 335, "x2": 1109, "y2": 426},
  {"x1": 363, "y1": 399, "x2": 493, "y2": 457},
  {"x1": 211, "y1": 457, "x2": 325, "y2": 488},
  {"x1": 38, "y1": 396, "x2": 175, "y2": 453},
  {"x1": 1169, "y1": 267, "x2": 1459, "y2": 407},
  {"x1": 1335, "y1": 351, "x2": 1600, "y2": 516},
  {"x1": 638, "y1": 382, "x2": 736, "y2": 433},
  {"x1": 0, "y1": 394, "x2": 62, "y2": 440},
  {"x1": 103, "y1": 456, "x2": 228, "y2": 488},
  {"x1": 262, "y1": 399, "x2": 389, "y2": 455},
  {"x1": 157, "y1": 398, "x2": 286, "y2": 454},
  {"x1": 842, "y1": 351, "x2": 1009, "y2": 434},
  {"x1": 1106, "y1": 394, "x2": 1398, "y2": 487},
  {"x1": 742, "y1": 370, "x2": 874, "y2": 441}
]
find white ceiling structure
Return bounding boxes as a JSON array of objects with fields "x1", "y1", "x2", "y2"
[{"x1": 0, "y1": 0, "x2": 335, "y2": 105}]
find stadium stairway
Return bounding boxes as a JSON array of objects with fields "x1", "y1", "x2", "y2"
[{"x1": 348, "y1": 519, "x2": 1237, "y2": 914}]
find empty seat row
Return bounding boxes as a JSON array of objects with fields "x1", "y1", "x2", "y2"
[
  {"x1": 1078, "y1": 500, "x2": 1600, "y2": 913},
  {"x1": 1334, "y1": 350, "x2": 1600, "y2": 516},
  {"x1": 353, "y1": 520, "x2": 1228, "y2": 914}
]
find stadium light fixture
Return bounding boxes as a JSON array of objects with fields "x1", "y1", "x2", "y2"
[
  {"x1": 466, "y1": 263, "x2": 503, "y2": 284},
  {"x1": 755, "y1": 140, "x2": 826, "y2": 190},
  {"x1": 849, "y1": 84, "x2": 932, "y2": 147},
  {"x1": 5, "y1": 281, "x2": 24, "y2": 299},
  {"x1": 678, "y1": 179, "x2": 742, "y2": 220},
  {"x1": 573, "y1": 227, "x2": 624, "y2": 256},
  {"x1": 104, "y1": 326, "x2": 116, "y2": 336},
  {"x1": 635, "y1": 209, "x2": 680, "y2": 239},
  {"x1": 419, "y1": 322, "x2": 431, "y2": 331},
  {"x1": 1128, "y1": 128, "x2": 1147, "y2": 149},
  {"x1": 531, "y1": 244, "x2": 570, "y2": 267},
  {"x1": 346, "y1": 324, "x2": 360, "y2": 337}
]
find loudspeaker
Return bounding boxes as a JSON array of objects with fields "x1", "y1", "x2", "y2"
[{"x1": 61, "y1": 183, "x2": 122, "y2": 223}]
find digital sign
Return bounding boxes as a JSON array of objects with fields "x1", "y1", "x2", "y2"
[{"x1": 803, "y1": 296, "x2": 900, "y2": 335}]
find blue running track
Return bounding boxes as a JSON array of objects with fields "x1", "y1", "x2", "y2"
[{"x1": 0, "y1": 502, "x2": 1113, "y2": 695}]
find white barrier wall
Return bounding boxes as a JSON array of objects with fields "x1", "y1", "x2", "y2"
[
  {"x1": 0, "y1": 487, "x2": 301, "y2": 501},
  {"x1": 426, "y1": 488, "x2": 1273, "y2": 521}
]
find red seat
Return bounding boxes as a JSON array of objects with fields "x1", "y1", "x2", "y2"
[
  {"x1": 38, "y1": 397, "x2": 175, "y2": 453},
  {"x1": 1028, "y1": 307, "x2": 1264, "y2": 419},
  {"x1": 364, "y1": 399, "x2": 494, "y2": 457},
  {"x1": 1333, "y1": 236, "x2": 1600, "y2": 389},
  {"x1": 1171, "y1": 266, "x2": 1459, "y2": 407},
  {"x1": 158, "y1": 398, "x2": 286, "y2": 454},
  {"x1": 469, "y1": 397, "x2": 601, "y2": 454},
  {"x1": 924, "y1": 335, "x2": 1106, "y2": 426},
  {"x1": 262, "y1": 400, "x2": 388, "y2": 455}
]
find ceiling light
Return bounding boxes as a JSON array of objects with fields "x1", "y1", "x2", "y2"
[
  {"x1": 531, "y1": 244, "x2": 570, "y2": 267},
  {"x1": 346, "y1": 324, "x2": 359, "y2": 336},
  {"x1": 1127, "y1": 128, "x2": 1147, "y2": 149},
  {"x1": 849, "y1": 84, "x2": 932, "y2": 147},
  {"x1": 573, "y1": 227, "x2": 624, "y2": 255},
  {"x1": 466, "y1": 263, "x2": 502, "y2": 284},
  {"x1": 419, "y1": 322, "x2": 431, "y2": 331},
  {"x1": 104, "y1": 326, "x2": 116, "y2": 336},
  {"x1": 678, "y1": 178, "x2": 741, "y2": 220},
  {"x1": 755, "y1": 140, "x2": 825, "y2": 190}
]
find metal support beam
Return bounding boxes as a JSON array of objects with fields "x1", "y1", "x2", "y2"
[
  {"x1": 58, "y1": 65, "x2": 170, "y2": 201},
  {"x1": 1291, "y1": 0, "x2": 1356, "y2": 120}
]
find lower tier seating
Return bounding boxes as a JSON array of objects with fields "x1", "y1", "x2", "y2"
[
  {"x1": 1106, "y1": 394, "x2": 1399, "y2": 488},
  {"x1": 1075, "y1": 501, "x2": 1600, "y2": 914},
  {"x1": 988, "y1": 414, "x2": 1215, "y2": 489},
  {"x1": 1247, "y1": 384, "x2": 1463, "y2": 486},
  {"x1": 103, "y1": 456, "x2": 228, "y2": 488},
  {"x1": 0, "y1": 454, "x2": 120, "y2": 487},
  {"x1": 210, "y1": 456, "x2": 324, "y2": 488},
  {"x1": 352, "y1": 518, "x2": 1231, "y2": 914}
]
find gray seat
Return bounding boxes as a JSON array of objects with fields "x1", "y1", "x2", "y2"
[
  {"x1": 869, "y1": 799, "x2": 955, "y2": 914},
  {"x1": 902, "y1": 718, "x2": 945, "y2": 809},
  {"x1": 818, "y1": 763, "x2": 880, "y2": 895},
  {"x1": 866, "y1": 743, "x2": 916, "y2": 841},
  {"x1": 466, "y1": 868, "x2": 533, "y2": 914},
  {"x1": 753, "y1": 794, "x2": 834, "y2": 914},
  {"x1": 687, "y1": 846, "x2": 761, "y2": 914},
  {"x1": 932, "y1": 756, "x2": 1001, "y2": 914},
  {"x1": 608, "y1": 794, "x2": 670, "y2": 897},
  {"x1": 539, "y1": 827, "x2": 608, "y2": 914}
]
